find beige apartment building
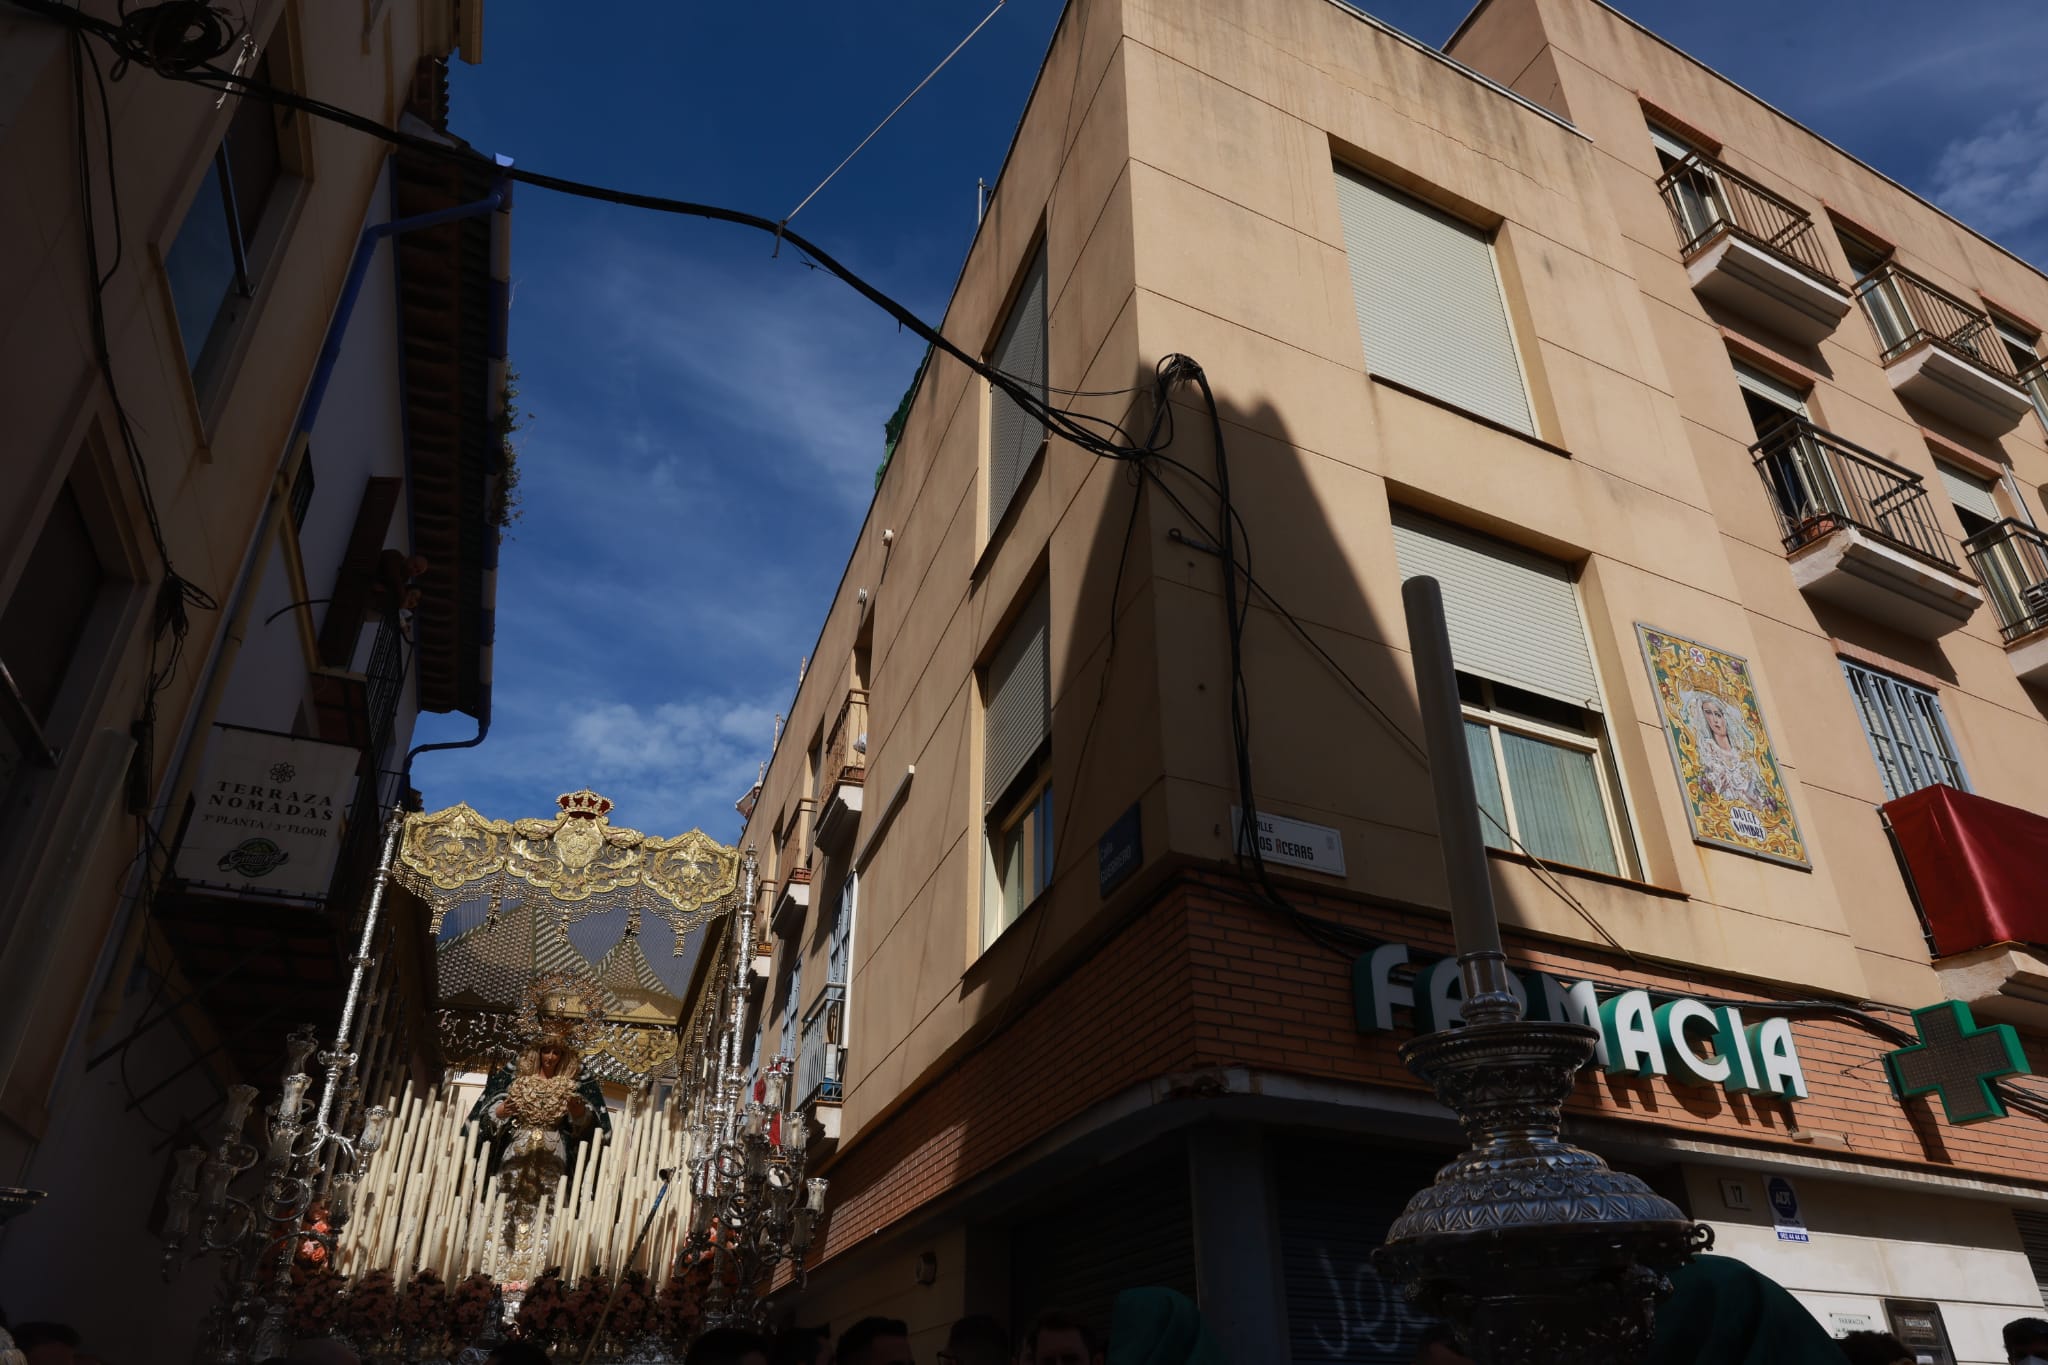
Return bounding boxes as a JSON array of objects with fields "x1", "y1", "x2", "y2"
[
  {"x1": 0, "y1": 2, "x2": 494, "y2": 1355},
  {"x1": 721, "y1": 0, "x2": 2048, "y2": 1355}
]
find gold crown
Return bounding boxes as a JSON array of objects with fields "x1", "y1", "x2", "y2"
[{"x1": 557, "y1": 789, "x2": 614, "y2": 820}]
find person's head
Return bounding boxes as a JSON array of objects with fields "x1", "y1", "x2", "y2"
[
  {"x1": 1025, "y1": 1310, "x2": 1100, "y2": 1365},
  {"x1": 521, "y1": 1038, "x2": 580, "y2": 1080},
  {"x1": 2006, "y1": 1318, "x2": 2048, "y2": 1365},
  {"x1": 939, "y1": 1315, "x2": 1008, "y2": 1365},
  {"x1": 483, "y1": 1345, "x2": 552, "y2": 1365},
  {"x1": 838, "y1": 1317, "x2": 913, "y2": 1365},
  {"x1": 1701, "y1": 698, "x2": 1731, "y2": 745},
  {"x1": 14, "y1": 1324, "x2": 80, "y2": 1365},
  {"x1": 1415, "y1": 1323, "x2": 1472, "y2": 1365},
  {"x1": 688, "y1": 1329, "x2": 772, "y2": 1365},
  {"x1": 769, "y1": 1327, "x2": 833, "y2": 1365},
  {"x1": 1838, "y1": 1332, "x2": 1912, "y2": 1365}
]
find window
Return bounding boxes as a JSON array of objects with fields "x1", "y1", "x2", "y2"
[
  {"x1": 1648, "y1": 125, "x2": 1724, "y2": 248},
  {"x1": 988, "y1": 244, "x2": 1048, "y2": 532},
  {"x1": 164, "y1": 54, "x2": 288, "y2": 379},
  {"x1": 828, "y1": 873, "x2": 855, "y2": 986},
  {"x1": 1936, "y1": 462, "x2": 2001, "y2": 539},
  {"x1": 983, "y1": 582, "x2": 1051, "y2": 940},
  {"x1": 1995, "y1": 316, "x2": 2048, "y2": 430},
  {"x1": 1733, "y1": 361, "x2": 1824, "y2": 527},
  {"x1": 1837, "y1": 230, "x2": 1910, "y2": 354},
  {"x1": 1, "y1": 484, "x2": 108, "y2": 797},
  {"x1": 1840, "y1": 660, "x2": 1968, "y2": 800},
  {"x1": 1391, "y1": 509, "x2": 1632, "y2": 876},
  {"x1": 1333, "y1": 166, "x2": 1535, "y2": 436},
  {"x1": 777, "y1": 949, "x2": 802, "y2": 1060}
]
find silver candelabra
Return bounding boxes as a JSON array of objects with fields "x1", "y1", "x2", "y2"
[{"x1": 160, "y1": 812, "x2": 406, "y2": 1362}]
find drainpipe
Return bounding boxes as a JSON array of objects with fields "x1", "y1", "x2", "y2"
[
  {"x1": 403, "y1": 165, "x2": 511, "y2": 794},
  {"x1": 62, "y1": 158, "x2": 513, "y2": 1096}
]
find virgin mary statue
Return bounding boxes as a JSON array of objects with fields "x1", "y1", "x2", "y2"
[{"x1": 470, "y1": 1014, "x2": 611, "y2": 1282}]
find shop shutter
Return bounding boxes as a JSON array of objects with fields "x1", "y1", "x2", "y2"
[
  {"x1": 1276, "y1": 1139, "x2": 1449, "y2": 1364},
  {"x1": 1333, "y1": 166, "x2": 1535, "y2": 436},
  {"x1": 1391, "y1": 509, "x2": 1603, "y2": 710},
  {"x1": 1936, "y1": 463, "x2": 2001, "y2": 525},
  {"x1": 2014, "y1": 1210, "x2": 2048, "y2": 1308},
  {"x1": 989, "y1": 246, "x2": 1049, "y2": 529},
  {"x1": 1011, "y1": 1144, "x2": 1196, "y2": 1337},
  {"x1": 984, "y1": 582, "x2": 1050, "y2": 803},
  {"x1": 1731, "y1": 361, "x2": 1811, "y2": 417}
]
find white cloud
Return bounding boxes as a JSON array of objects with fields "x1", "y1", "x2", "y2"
[{"x1": 1927, "y1": 100, "x2": 2048, "y2": 251}]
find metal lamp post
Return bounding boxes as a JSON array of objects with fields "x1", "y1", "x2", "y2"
[{"x1": 1373, "y1": 578, "x2": 1709, "y2": 1365}]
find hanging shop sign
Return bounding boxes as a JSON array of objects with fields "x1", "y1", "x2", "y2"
[
  {"x1": 1352, "y1": 941, "x2": 1809, "y2": 1102},
  {"x1": 1883, "y1": 1000, "x2": 2029, "y2": 1126},
  {"x1": 174, "y1": 725, "x2": 361, "y2": 900}
]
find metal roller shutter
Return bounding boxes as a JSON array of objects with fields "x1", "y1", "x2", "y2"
[
  {"x1": 2016, "y1": 1209, "x2": 2048, "y2": 1308},
  {"x1": 1731, "y1": 361, "x2": 1811, "y2": 416},
  {"x1": 1276, "y1": 1140, "x2": 1448, "y2": 1364},
  {"x1": 1333, "y1": 166, "x2": 1534, "y2": 436},
  {"x1": 1391, "y1": 509, "x2": 1603, "y2": 710},
  {"x1": 984, "y1": 582, "x2": 1050, "y2": 803},
  {"x1": 989, "y1": 246, "x2": 1049, "y2": 529},
  {"x1": 1011, "y1": 1144, "x2": 1196, "y2": 1337},
  {"x1": 1936, "y1": 463, "x2": 2001, "y2": 524}
]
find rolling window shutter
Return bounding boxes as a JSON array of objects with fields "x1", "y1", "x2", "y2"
[
  {"x1": 984, "y1": 582, "x2": 1050, "y2": 803},
  {"x1": 1937, "y1": 463, "x2": 2001, "y2": 523},
  {"x1": 1333, "y1": 166, "x2": 1534, "y2": 436},
  {"x1": 1731, "y1": 361, "x2": 1810, "y2": 416},
  {"x1": 988, "y1": 247, "x2": 1048, "y2": 529},
  {"x1": 1392, "y1": 509, "x2": 1602, "y2": 709},
  {"x1": 2015, "y1": 1210, "x2": 2048, "y2": 1309},
  {"x1": 1648, "y1": 124, "x2": 1699, "y2": 161}
]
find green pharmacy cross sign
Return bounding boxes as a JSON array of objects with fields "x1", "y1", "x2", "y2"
[{"x1": 1884, "y1": 1001, "x2": 2030, "y2": 1125}]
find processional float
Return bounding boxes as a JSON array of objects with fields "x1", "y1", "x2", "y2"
[{"x1": 159, "y1": 790, "x2": 827, "y2": 1363}]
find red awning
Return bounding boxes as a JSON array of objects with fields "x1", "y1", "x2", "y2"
[{"x1": 1884, "y1": 784, "x2": 2048, "y2": 957}]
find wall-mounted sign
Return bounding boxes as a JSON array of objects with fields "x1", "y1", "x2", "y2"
[
  {"x1": 174, "y1": 726, "x2": 360, "y2": 900},
  {"x1": 1637, "y1": 626, "x2": 1808, "y2": 867},
  {"x1": 1353, "y1": 940, "x2": 1809, "y2": 1102},
  {"x1": 1884, "y1": 1000, "x2": 2029, "y2": 1125},
  {"x1": 1767, "y1": 1175, "x2": 1809, "y2": 1243},
  {"x1": 1098, "y1": 802, "x2": 1143, "y2": 897},
  {"x1": 1232, "y1": 808, "x2": 1346, "y2": 876}
]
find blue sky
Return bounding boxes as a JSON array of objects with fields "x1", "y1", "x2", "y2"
[{"x1": 408, "y1": 0, "x2": 2048, "y2": 847}]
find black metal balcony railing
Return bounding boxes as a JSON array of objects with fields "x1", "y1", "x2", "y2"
[
  {"x1": 1750, "y1": 420, "x2": 1958, "y2": 571},
  {"x1": 1964, "y1": 519, "x2": 2048, "y2": 642},
  {"x1": 1655, "y1": 151, "x2": 1837, "y2": 285},
  {"x1": 796, "y1": 980, "x2": 846, "y2": 1107},
  {"x1": 364, "y1": 611, "x2": 405, "y2": 758},
  {"x1": 1853, "y1": 262, "x2": 2021, "y2": 381}
]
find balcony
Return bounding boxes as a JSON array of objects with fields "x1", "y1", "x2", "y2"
[
  {"x1": 1886, "y1": 784, "x2": 2048, "y2": 1028},
  {"x1": 1964, "y1": 519, "x2": 2048, "y2": 685},
  {"x1": 309, "y1": 611, "x2": 407, "y2": 755},
  {"x1": 812, "y1": 688, "x2": 869, "y2": 855},
  {"x1": 1750, "y1": 420, "x2": 1981, "y2": 637},
  {"x1": 796, "y1": 980, "x2": 847, "y2": 1144},
  {"x1": 1656, "y1": 152, "x2": 1850, "y2": 345},
  {"x1": 771, "y1": 865, "x2": 812, "y2": 938},
  {"x1": 1853, "y1": 263, "x2": 2035, "y2": 436}
]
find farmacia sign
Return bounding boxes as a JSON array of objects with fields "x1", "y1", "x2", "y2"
[{"x1": 1353, "y1": 942, "x2": 1808, "y2": 1101}]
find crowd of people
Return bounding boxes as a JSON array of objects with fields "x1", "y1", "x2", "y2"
[{"x1": 5, "y1": 1282, "x2": 2048, "y2": 1363}]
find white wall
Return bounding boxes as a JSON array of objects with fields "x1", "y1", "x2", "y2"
[{"x1": 1685, "y1": 1162, "x2": 2047, "y2": 1365}]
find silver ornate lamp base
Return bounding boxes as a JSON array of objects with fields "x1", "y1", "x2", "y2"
[{"x1": 1374, "y1": 1021, "x2": 1712, "y2": 1365}]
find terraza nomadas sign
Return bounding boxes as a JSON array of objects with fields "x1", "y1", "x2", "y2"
[{"x1": 1352, "y1": 941, "x2": 1810, "y2": 1102}]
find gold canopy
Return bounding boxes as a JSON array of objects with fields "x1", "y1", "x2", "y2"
[{"x1": 394, "y1": 788, "x2": 740, "y2": 955}]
